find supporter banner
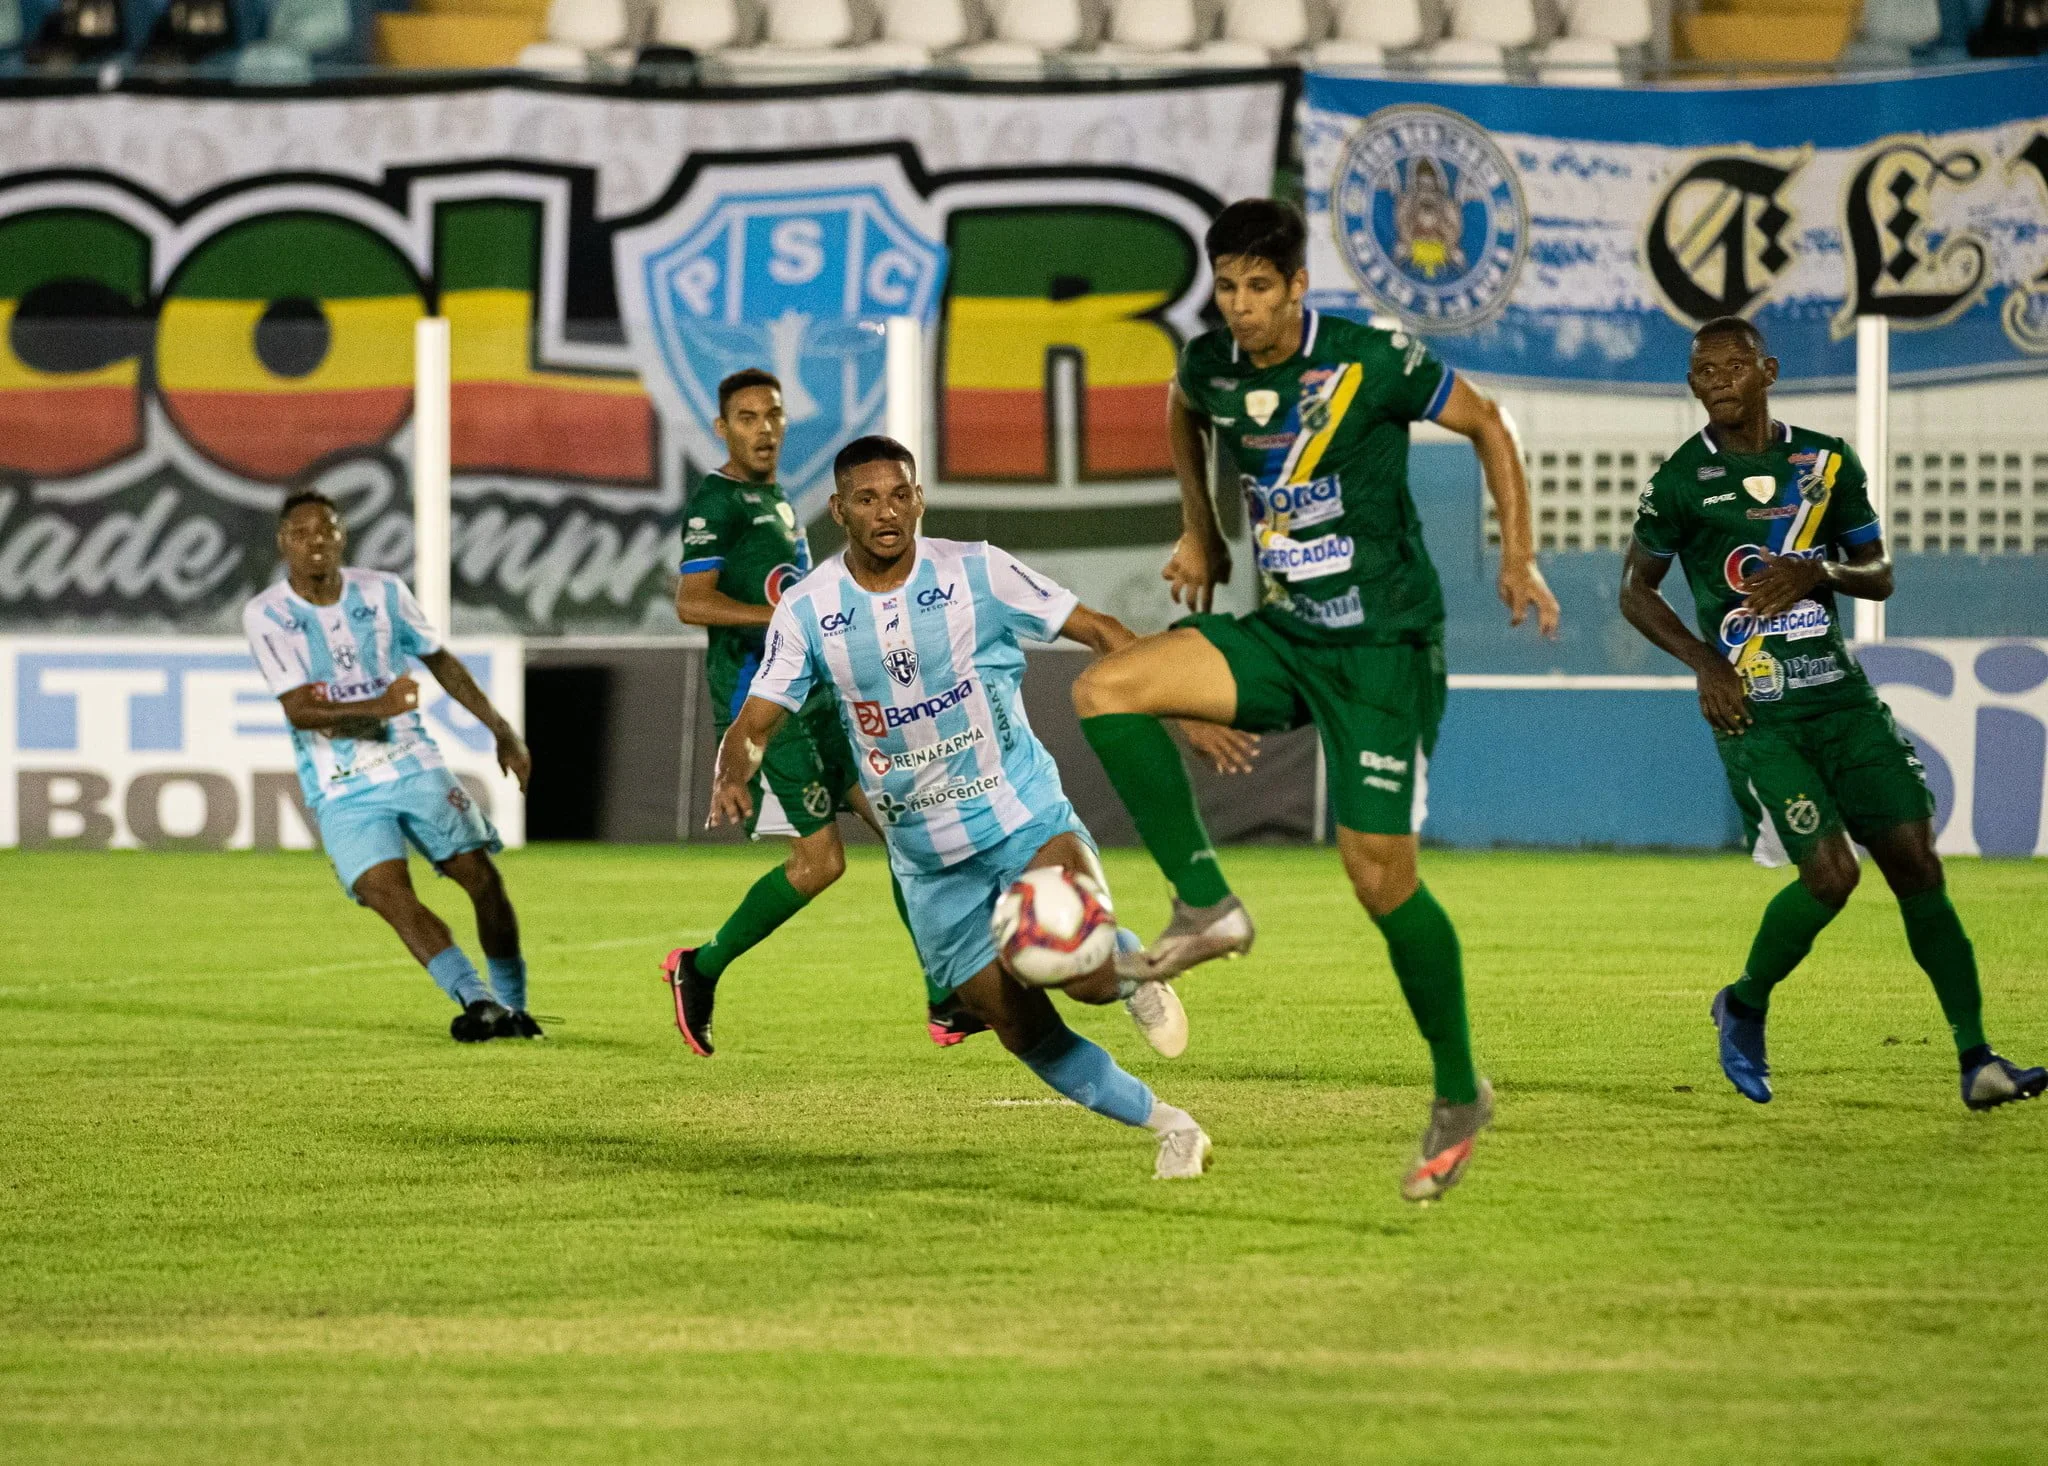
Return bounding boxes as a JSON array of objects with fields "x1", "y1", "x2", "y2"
[
  {"x1": 0, "y1": 635, "x2": 524, "y2": 850},
  {"x1": 0, "y1": 76, "x2": 1288, "y2": 633},
  {"x1": 1302, "y1": 64, "x2": 2048, "y2": 390},
  {"x1": 1861, "y1": 638, "x2": 2048, "y2": 858}
]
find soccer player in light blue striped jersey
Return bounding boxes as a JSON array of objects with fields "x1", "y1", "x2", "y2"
[
  {"x1": 709, "y1": 437, "x2": 1253, "y2": 1179},
  {"x1": 243, "y1": 491, "x2": 539, "y2": 1043}
]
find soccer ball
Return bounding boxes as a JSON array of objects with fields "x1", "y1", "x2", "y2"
[{"x1": 991, "y1": 867, "x2": 1118, "y2": 987}]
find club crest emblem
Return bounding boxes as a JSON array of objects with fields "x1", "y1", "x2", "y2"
[
  {"x1": 885, "y1": 647, "x2": 920, "y2": 687},
  {"x1": 1331, "y1": 105, "x2": 1527, "y2": 332},
  {"x1": 1743, "y1": 475, "x2": 1777, "y2": 503},
  {"x1": 1784, "y1": 796, "x2": 1821, "y2": 835},
  {"x1": 802, "y1": 782, "x2": 832, "y2": 819},
  {"x1": 1245, "y1": 389, "x2": 1280, "y2": 425},
  {"x1": 615, "y1": 156, "x2": 947, "y2": 525}
]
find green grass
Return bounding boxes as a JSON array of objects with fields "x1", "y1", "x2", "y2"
[{"x1": 1, "y1": 845, "x2": 2044, "y2": 1464}]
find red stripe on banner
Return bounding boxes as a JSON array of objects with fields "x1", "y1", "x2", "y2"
[
  {"x1": 1082, "y1": 383, "x2": 1172, "y2": 476},
  {"x1": 163, "y1": 387, "x2": 413, "y2": 482},
  {"x1": 0, "y1": 387, "x2": 141, "y2": 477},
  {"x1": 451, "y1": 382, "x2": 655, "y2": 484},
  {"x1": 944, "y1": 388, "x2": 1047, "y2": 479}
]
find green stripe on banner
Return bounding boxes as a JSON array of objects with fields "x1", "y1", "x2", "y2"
[
  {"x1": 171, "y1": 214, "x2": 418, "y2": 300},
  {"x1": 0, "y1": 210, "x2": 148, "y2": 299},
  {"x1": 945, "y1": 209, "x2": 1197, "y2": 299},
  {"x1": 435, "y1": 200, "x2": 540, "y2": 295}
]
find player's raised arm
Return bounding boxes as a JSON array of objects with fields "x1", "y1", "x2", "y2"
[
  {"x1": 1434, "y1": 376, "x2": 1560, "y2": 639},
  {"x1": 1163, "y1": 379, "x2": 1231, "y2": 614},
  {"x1": 1618, "y1": 539, "x2": 1751, "y2": 734}
]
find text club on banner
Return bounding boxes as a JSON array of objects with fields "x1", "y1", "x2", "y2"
[
  {"x1": 0, "y1": 78, "x2": 1288, "y2": 636},
  {"x1": 1302, "y1": 64, "x2": 2048, "y2": 389},
  {"x1": 0, "y1": 637, "x2": 525, "y2": 850}
]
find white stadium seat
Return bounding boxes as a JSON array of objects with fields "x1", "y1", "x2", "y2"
[
  {"x1": 1422, "y1": 35, "x2": 1508, "y2": 77},
  {"x1": 763, "y1": 0, "x2": 854, "y2": 47},
  {"x1": 1321, "y1": 0, "x2": 1428, "y2": 52},
  {"x1": 985, "y1": 0, "x2": 1085, "y2": 48},
  {"x1": 877, "y1": 0, "x2": 970, "y2": 49},
  {"x1": 1307, "y1": 36, "x2": 1385, "y2": 64},
  {"x1": 1102, "y1": 0, "x2": 1200, "y2": 50},
  {"x1": 1563, "y1": 0, "x2": 1650, "y2": 44},
  {"x1": 518, "y1": 38, "x2": 592, "y2": 69},
  {"x1": 1450, "y1": 0, "x2": 1538, "y2": 47},
  {"x1": 1536, "y1": 34, "x2": 1623, "y2": 82},
  {"x1": 1214, "y1": 0, "x2": 1310, "y2": 52},
  {"x1": 545, "y1": 0, "x2": 628, "y2": 48},
  {"x1": 652, "y1": 0, "x2": 739, "y2": 49}
]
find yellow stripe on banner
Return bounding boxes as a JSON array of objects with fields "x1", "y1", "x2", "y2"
[
  {"x1": 1789, "y1": 452, "x2": 1839, "y2": 552},
  {"x1": 156, "y1": 296, "x2": 423, "y2": 393},
  {"x1": 444, "y1": 289, "x2": 647, "y2": 395},
  {"x1": 945, "y1": 292, "x2": 1175, "y2": 390},
  {"x1": 1287, "y1": 363, "x2": 1363, "y2": 485}
]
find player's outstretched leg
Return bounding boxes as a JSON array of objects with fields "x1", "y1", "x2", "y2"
[
  {"x1": 954, "y1": 963, "x2": 1210, "y2": 1179},
  {"x1": 1713, "y1": 836, "x2": 1856, "y2": 1104},
  {"x1": 352, "y1": 858, "x2": 520, "y2": 1042},
  {"x1": 440, "y1": 850, "x2": 541, "y2": 1038},
  {"x1": 1863, "y1": 821, "x2": 2047, "y2": 1111},
  {"x1": 1073, "y1": 630, "x2": 1254, "y2": 978},
  {"x1": 666, "y1": 825, "x2": 847, "y2": 1055},
  {"x1": 1336, "y1": 830, "x2": 1490, "y2": 1201}
]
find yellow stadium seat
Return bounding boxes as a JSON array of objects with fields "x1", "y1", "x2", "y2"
[{"x1": 375, "y1": 11, "x2": 541, "y2": 65}]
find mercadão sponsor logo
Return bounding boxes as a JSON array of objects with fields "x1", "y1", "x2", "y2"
[
  {"x1": 853, "y1": 677, "x2": 973, "y2": 737},
  {"x1": 1720, "y1": 598, "x2": 1830, "y2": 647},
  {"x1": 1257, "y1": 532, "x2": 1356, "y2": 581}
]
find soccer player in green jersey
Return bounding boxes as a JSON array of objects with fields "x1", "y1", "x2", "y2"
[
  {"x1": 1620, "y1": 316, "x2": 2044, "y2": 1112},
  {"x1": 662, "y1": 370, "x2": 942, "y2": 1052},
  {"x1": 1071, "y1": 199, "x2": 1561, "y2": 1202}
]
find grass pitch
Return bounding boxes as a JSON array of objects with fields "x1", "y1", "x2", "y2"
[{"x1": 2, "y1": 845, "x2": 2044, "y2": 1464}]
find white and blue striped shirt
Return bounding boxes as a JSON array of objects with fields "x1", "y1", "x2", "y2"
[
  {"x1": 750, "y1": 537, "x2": 1079, "y2": 874},
  {"x1": 242, "y1": 568, "x2": 447, "y2": 813}
]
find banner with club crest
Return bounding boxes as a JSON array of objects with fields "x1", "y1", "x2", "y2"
[
  {"x1": 1301, "y1": 64, "x2": 2048, "y2": 392},
  {"x1": 0, "y1": 74, "x2": 1289, "y2": 634}
]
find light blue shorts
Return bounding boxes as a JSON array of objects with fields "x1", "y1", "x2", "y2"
[
  {"x1": 898, "y1": 801, "x2": 1094, "y2": 1002},
  {"x1": 317, "y1": 766, "x2": 502, "y2": 901}
]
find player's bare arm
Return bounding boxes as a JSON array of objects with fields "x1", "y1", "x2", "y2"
[
  {"x1": 1434, "y1": 377, "x2": 1560, "y2": 639},
  {"x1": 278, "y1": 675, "x2": 420, "y2": 738},
  {"x1": 1740, "y1": 538, "x2": 1892, "y2": 619},
  {"x1": 1163, "y1": 379, "x2": 1231, "y2": 613},
  {"x1": 707, "y1": 694, "x2": 790, "y2": 829},
  {"x1": 674, "y1": 568, "x2": 776, "y2": 628},
  {"x1": 420, "y1": 647, "x2": 531, "y2": 793},
  {"x1": 1619, "y1": 540, "x2": 1751, "y2": 734},
  {"x1": 1061, "y1": 603, "x2": 1259, "y2": 774}
]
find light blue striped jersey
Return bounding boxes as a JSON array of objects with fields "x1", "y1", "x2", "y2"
[
  {"x1": 242, "y1": 568, "x2": 447, "y2": 814},
  {"x1": 750, "y1": 537, "x2": 1079, "y2": 874}
]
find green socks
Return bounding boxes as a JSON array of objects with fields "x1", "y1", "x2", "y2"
[
  {"x1": 1079, "y1": 713, "x2": 1230, "y2": 907},
  {"x1": 695, "y1": 866, "x2": 811, "y2": 981},
  {"x1": 1373, "y1": 884, "x2": 1479, "y2": 1106},
  {"x1": 1898, "y1": 886, "x2": 1986, "y2": 1054},
  {"x1": 1730, "y1": 880, "x2": 1840, "y2": 1011}
]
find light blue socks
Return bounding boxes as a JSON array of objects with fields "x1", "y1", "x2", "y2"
[
  {"x1": 1019, "y1": 1027, "x2": 1155, "y2": 1127},
  {"x1": 487, "y1": 956, "x2": 528, "y2": 1012},
  {"x1": 426, "y1": 947, "x2": 490, "y2": 1007}
]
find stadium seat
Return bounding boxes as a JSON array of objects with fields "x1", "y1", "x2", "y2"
[
  {"x1": 716, "y1": 0, "x2": 861, "y2": 71},
  {"x1": 25, "y1": 0, "x2": 126, "y2": 63},
  {"x1": 1096, "y1": 0, "x2": 1199, "y2": 52},
  {"x1": 1313, "y1": 0, "x2": 1429, "y2": 55},
  {"x1": 235, "y1": 0, "x2": 352, "y2": 80},
  {"x1": 514, "y1": 0, "x2": 628, "y2": 68},
  {"x1": 1450, "y1": 0, "x2": 1538, "y2": 47},
  {"x1": 876, "y1": 0, "x2": 968, "y2": 49},
  {"x1": 651, "y1": 0, "x2": 739, "y2": 48},
  {"x1": 1200, "y1": 0, "x2": 1309, "y2": 56},
  {"x1": 376, "y1": 10, "x2": 540, "y2": 64},
  {"x1": 1536, "y1": 32, "x2": 1622, "y2": 79},
  {"x1": 0, "y1": 0, "x2": 19, "y2": 49},
  {"x1": 1563, "y1": 0, "x2": 1650, "y2": 45},
  {"x1": 1422, "y1": 33, "x2": 1508, "y2": 74},
  {"x1": 1840, "y1": 0, "x2": 1940, "y2": 59},
  {"x1": 971, "y1": 0, "x2": 1083, "y2": 50}
]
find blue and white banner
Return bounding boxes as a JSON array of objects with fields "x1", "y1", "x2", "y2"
[
  {"x1": 0, "y1": 636, "x2": 525, "y2": 850},
  {"x1": 1303, "y1": 64, "x2": 2048, "y2": 390}
]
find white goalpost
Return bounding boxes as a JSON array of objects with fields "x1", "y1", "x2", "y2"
[
  {"x1": 1854, "y1": 315, "x2": 1890, "y2": 645},
  {"x1": 412, "y1": 315, "x2": 454, "y2": 636},
  {"x1": 883, "y1": 315, "x2": 926, "y2": 470}
]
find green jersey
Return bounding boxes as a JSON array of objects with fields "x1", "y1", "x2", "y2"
[
  {"x1": 1632, "y1": 422, "x2": 1884, "y2": 722},
  {"x1": 1176, "y1": 309, "x2": 1456, "y2": 645},
  {"x1": 679, "y1": 469, "x2": 812, "y2": 717}
]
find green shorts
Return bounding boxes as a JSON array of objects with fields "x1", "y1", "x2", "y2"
[
  {"x1": 1179, "y1": 609, "x2": 1447, "y2": 837},
  {"x1": 1716, "y1": 697, "x2": 1936, "y2": 867},
  {"x1": 720, "y1": 696, "x2": 859, "y2": 839}
]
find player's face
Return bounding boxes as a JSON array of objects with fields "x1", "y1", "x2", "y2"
[
  {"x1": 278, "y1": 503, "x2": 345, "y2": 581},
  {"x1": 1687, "y1": 333, "x2": 1778, "y2": 427},
  {"x1": 1211, "y1": 254, "x2": 1308, "y2": 356},
  {"x1": 716, "y1": 386, "x2": 786, "y2": 481},
  {"x1": 831, "y1": 459, "x2": 923, "y2": 563}
]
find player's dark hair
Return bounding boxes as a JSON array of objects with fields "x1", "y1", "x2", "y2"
[
  {"x1": 717, "y1": 368, "x2": 782, "y2": 417},
  {"x1": 279, "y1": 489, "x2": 339, "y2": 524},
  {"x1": 1692, "y1": 315, "x2": 1768, "y2": 357},
  {"x1": 832, "y1": 434, "x2": 917, "y2": 490},
  {"x1": 1205, "y1": 198, "x2": 1307, "y2": 279}
]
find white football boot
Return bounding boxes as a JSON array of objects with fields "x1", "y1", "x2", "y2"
[
  {"x1": 1124, "y1": 980, "x2": 1189, "y2": 1058},
  {"x1": 1154, "y1": 1123, "x2": 1213, "y2": 1180},
  {"x1": 1125, "y1": 894, "x2": 1255, "y2": 981}
]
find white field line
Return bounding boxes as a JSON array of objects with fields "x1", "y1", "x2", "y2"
[
  {"x1": 1448, "y1": 674, "x2": 1695, "y2": 690},
  {"x1": 0, "y1": 929, "x2": 712, "y2": 998}
]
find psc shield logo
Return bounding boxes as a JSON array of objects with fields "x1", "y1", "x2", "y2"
[
  {"x1": 617, "y1": 157, "x2": 947, "y2": 525},
  {"x1": 1331, "y1": 105, "x2": 1527, "y2": 332}
]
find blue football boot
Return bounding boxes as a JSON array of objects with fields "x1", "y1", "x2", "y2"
[
  {"x1": 1711, "y1": 986, "x2": 1773, "y2": 1104},
  {"x1": 1961, "y1": 1052, "x2": 2048, "y2": 1112}
]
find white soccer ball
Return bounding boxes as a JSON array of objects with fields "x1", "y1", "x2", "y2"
[{"x1": 991, "y1": 866, "x2": 1119, "y2": 988}]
